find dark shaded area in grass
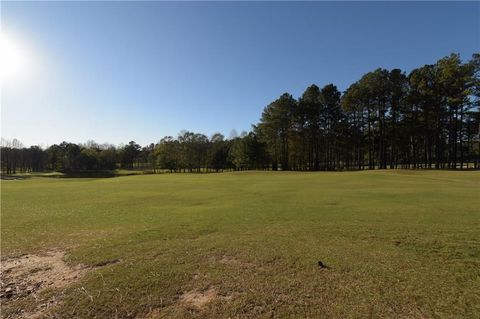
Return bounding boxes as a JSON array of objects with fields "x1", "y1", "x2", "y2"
[
  {"x1": 0, "y1": 175, "x2": 30, "y2": 180},
  {"x1": 1, "y1": 170, "x2": 152, "y2": 179}
]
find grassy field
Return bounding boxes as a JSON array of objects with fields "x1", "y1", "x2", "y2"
[{"x1": 1, "y1": 170, "x2": 479, "y2": 318}]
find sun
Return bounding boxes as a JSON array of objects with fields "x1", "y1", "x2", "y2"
[{"x1": 0, "y1": 32, "x2": 29, "y2": 82}]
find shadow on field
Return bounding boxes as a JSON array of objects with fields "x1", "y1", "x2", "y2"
[
  {"x1": 1, "y1": 170, "x2": 148, "y2": 179},
  {"x1": 0, "y1": 175, "x2": 31, "y2": 180},
  {"x1": 60, "y1": 171, "x2": 118, "y2": 178},
  {"x1": 1, "y1": 172, "x2": 117, "y2": 179}
]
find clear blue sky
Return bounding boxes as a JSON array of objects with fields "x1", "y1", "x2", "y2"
[{"x1": 2, "y1": 1, "x2": 479, "y2": 147}]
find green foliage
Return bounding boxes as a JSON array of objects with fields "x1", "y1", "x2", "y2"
[
  {"x1": 228, "y1": 138, "x2": 249, "y2": 170},
  {"x1": 257, "y1": 93, "x2": 297, "y2": 170}
]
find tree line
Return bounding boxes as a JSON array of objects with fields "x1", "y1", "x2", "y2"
[
  {"x1": 1, "y1": 53, "x2": 479, "y2": 174},
  {"x1": 0, "y1": 134, "x2": 248, "y2": 174}
]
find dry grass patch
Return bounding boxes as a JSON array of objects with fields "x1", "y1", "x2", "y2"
[
  {"x1": 1, "y1": 250, "x2": 86, "y2": 296},
  {"x1": 143, "y1": 286, "x2": 240, "y2": 318},
  {"x1": 0, "y1": 251, "x2": 87, "y2": 318},
  {"x1": 179, "y1": 287, "x2": 218, "y2": 309},
  {"x1": 1, "y1": 250, "x2": 91, "y2": 318}
]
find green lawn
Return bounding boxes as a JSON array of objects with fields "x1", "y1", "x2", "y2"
[{"x1": 1, "y1": 170, "x2": 479, "y2": 318}]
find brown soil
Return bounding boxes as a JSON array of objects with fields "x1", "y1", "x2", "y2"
[
  {"x1": 143, "y1": 286, "x2": 239, "y2": 318},
  {"x1": 179, "y1": 287, "x2": 218, "y2": 309},
  {"x1": 0, "y1": 250, "x2": 86, "y2": 319}
]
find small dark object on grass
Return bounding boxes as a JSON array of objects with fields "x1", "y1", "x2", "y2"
[{"x1": 318, "y1": 261, "x2": 329, "y2": 269}]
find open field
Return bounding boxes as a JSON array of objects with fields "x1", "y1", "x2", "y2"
[{"x1": 1, "y1": 170, "x2": 479, "y2": 318}]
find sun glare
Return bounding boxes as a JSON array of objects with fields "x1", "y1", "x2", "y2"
[{"x1": 0, "y1": 32, "x2": 30, "y2": 82}]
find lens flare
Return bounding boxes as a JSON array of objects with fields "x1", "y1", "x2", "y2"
[{"x1": 0, "y1": 32, "x2": 30, "y2": 82}]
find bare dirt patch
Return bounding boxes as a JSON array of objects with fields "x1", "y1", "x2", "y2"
[
  {"x1": 179, "y1": 287, "x2": 217, "y2": 309},
  {"x1": 142, "y1": 286, "x2": 241, "y2": 318},
  {"x1": 141, "y1": 288, "x2": 218, "y2": 318},
  {"x1": 0, "y1": 250, "x2": 87, "y2": 319}
]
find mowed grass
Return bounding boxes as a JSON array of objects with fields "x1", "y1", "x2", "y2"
[{"x1": 1, "y1": 170, "x2": 479, "y2": 318}]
